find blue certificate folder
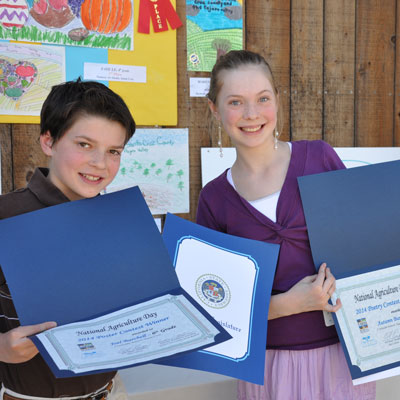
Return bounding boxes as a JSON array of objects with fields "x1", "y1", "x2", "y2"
[
  {"x1": 298, "y1": 160, "x2": 400, "y2": 380},
  {"x1": 0, "y1": 187, "x2": 230, "y2": 378},
  {"x1": 159, "y1": 213, "x2": 280, "y2": 385}
]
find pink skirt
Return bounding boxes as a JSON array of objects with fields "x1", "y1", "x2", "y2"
[{"x1": 237, "y1": 343, "x2": 376, "y2": 400}]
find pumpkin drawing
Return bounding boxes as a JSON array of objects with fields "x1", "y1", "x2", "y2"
[{"x1": 80, "y1": 0, "x2": 132, "y2": 34}]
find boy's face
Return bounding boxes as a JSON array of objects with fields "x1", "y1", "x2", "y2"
[{"x1": 40, "y1": 115, "x2": 126, "y2": 200}]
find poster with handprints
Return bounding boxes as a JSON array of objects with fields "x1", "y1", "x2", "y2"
[
  {"x1": 105, "y1": 129, "x2": 189, "y2": 215},
  {"x1": 0, "y1": 42, "x2": 65, "y2": 116},
  {"x1": 186, "y1": 0, "x2": 242, "y2": 71},
  {"x1": 0, "y1": 0, "x2": 133, "y2": 50}
]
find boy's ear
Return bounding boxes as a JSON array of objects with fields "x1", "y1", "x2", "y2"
[
  {"x1": 208, "y1": 99, "x2": 220, "y2": 122},
  {"x1": 40, "y1": 131, "x2": 54, "y2": 156}
]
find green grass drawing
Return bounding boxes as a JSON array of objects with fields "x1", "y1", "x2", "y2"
[
  {"x1": 119, "y1": 158, "x2": 188, "y2": 184},
  {"x1": 165, "y1": 159, "x2": 174, "y2": 169},
  {"x1": 187, "y1": 19, "x2": 242, "y2": 72},
  {"x1": 0, "y1": 25, "x2": 131, "y2": 50}
]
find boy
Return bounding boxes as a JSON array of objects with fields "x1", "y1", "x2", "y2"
[{"x1": 0, "y1": 80, "x2": 135, "y2": 398}]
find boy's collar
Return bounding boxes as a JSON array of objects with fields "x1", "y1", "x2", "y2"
[{"x1": 28, "y1": 168, "x2": 70, "y2": 207}]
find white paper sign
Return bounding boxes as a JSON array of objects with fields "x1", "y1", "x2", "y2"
[
  {"x1": 84, "y1": 63, "x2": 147, "y2": 83},
  {"x1": 190, "y1": 78, "x2": 211, "y2": 97}
]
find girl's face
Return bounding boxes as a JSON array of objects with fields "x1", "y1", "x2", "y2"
[{"x1": 209, "y1": 65, "x2": 278, "y2": 150}]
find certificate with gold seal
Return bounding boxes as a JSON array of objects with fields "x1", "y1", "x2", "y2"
[{"x1": 159, "y1": 213, "x2": 280, "y2": 385}]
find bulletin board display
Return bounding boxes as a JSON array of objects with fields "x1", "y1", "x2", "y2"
[{"x1": 0, "y1": 0, "x2": 178, "y2": 126}]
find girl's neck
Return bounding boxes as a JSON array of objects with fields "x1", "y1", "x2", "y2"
[
  {"x1": 230, "y1": 141, "x2": 291, "y2": 201},
  {"x1": 233, "y1": 140, "x2": 283, "y2": 175}
]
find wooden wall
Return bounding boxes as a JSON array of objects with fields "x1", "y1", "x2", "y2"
[{"x1": 1, "y1": 0, "x2": 400, "y2": 222}]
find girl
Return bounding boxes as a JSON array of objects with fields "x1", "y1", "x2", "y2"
[{"x1": 197, "y1": 50, "x2": 376, "y2": 400}]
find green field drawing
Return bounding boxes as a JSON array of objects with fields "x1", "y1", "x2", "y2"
[
  {"x1": 187, "y1": 20, "x2": 242, "y2": 72},
  {"x1": 105, "y1": 129, "x2": 189, "y2": 215},
  {"x1": 0, "y1": 25, "x2": 131, "y2": 50}
]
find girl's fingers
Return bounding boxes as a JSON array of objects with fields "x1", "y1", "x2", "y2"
[
  {"x1": 314, "y1": 263, "x2": 327, "y2": 286},
  {"x1": 322, "y1": 267, "x2": 336, "y2": 293}
]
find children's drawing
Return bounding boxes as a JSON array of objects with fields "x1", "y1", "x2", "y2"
[
  {"x1": 0, "y1": 59, "x2": 37, "y2": 99},
  {"x1": 105, "y1": 129, "x2": 190, "y2": 215},
  {"x1": 80, "y1": 0, "x2": 131, "y2": 34},
  {"x1": 0, "y1": 0, "x2": 29, "y2": 28},
  {"x1": 0, "y1": 42, "x2": 65, "y2": 115},
  {"x1": 187, "y1": 0, "x2": 243, "y2": 71},
  {"x1": 0, "y1": 0, "x2": 133, "y2": 50}
]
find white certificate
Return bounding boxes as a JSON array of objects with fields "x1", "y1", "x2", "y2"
[
  {"x1": 335, "y1": 264, "x2": 400, "y2": 373},
  {"x1": 36, "y1": 294, "x2": 220, "y2": 373},
  {"x1": 175, "y1": 237, "x2": 256, "y2": 360}
]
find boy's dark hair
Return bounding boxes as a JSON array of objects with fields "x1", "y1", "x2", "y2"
[{"x1": 40, "y1": 79, "x2": 135, "y2": 144}]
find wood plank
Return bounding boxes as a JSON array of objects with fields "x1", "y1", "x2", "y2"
[
  {"x1": 12, "y1": 124, "x2": 46, "y2": 190},
  {"x1": 246, "y1": 0, "x2": 291, "y2": 141},
  {"x1": 323, "y1": 0, "x2": 355, "y2": 147},
  {"x1": 291, "y1": 0, "x2": 324, "y2": 141},
  {"x1": 0, "y1": 124, "x2": 13, "y2": 194},
  {"x1": 182, "y1": 0, "x2": 244, "y2": 221},
  {"x1": 355, "y1": 0, "x2": 396, "y2": 146}
]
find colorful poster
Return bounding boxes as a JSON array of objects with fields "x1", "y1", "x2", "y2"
[
  {"x1": 0, "y1": 0, "x2": 178, "y2": 125},
  {"x1": 105, "y1": 129, "x2": 189, "y2": 215},
  {"x1": 0, "y1": 42, "x2": 65, "y2": 116},
  {"x1": 186, "y1": 0, "x2": 243, "y2": 72},
  {"x1": 0, "y1": 0, "x2": 133, "y2": 50}
]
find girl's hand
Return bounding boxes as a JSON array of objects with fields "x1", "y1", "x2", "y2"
[
  {"x1": 268, "y1": 263, "x2": 342, "y2": 319},
  {"x1": 0, "y1": 321, "x2": 57, "y2": 363},
  {"x1": 288, "y1": 263, "x2": 342, "y2": 313}
]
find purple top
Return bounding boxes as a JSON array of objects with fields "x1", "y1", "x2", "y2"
[{"x1": 197, "y1": 140, "x2": 346, "y2": 350}]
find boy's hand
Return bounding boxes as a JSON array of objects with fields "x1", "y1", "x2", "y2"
[{"x1": 0, "y1": 321, "x2": 57, "y2": 363}]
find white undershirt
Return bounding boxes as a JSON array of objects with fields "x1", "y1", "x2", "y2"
[{"x1": 227, "y1": 142, "x2": 292, "y2": 223}]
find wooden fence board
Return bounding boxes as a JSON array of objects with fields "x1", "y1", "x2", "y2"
[
  {"x1": 0, "y1": 125, "x2": 13, "y2": 194},
  {"x1": 324, "y1": 0, "x2": 356, "y2": 146},
  {"x1": 355, "y1": 0, "x2": 396, "y2": 146},
  {"x1": 246, "y1": 0, "x2": 291, "y2": 142},
  {"x1": 12, "y1": 125, "x2": 46, "y2": 190},
  {"x1": 291, "y1": 0, "x2": 324, "y2": 141}
]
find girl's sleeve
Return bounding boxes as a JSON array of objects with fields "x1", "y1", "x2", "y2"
[{"x1": 322, "y1": 141, "x2": 346, "y2": 171}]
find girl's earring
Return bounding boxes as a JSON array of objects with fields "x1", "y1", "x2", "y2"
[
  {"x1": 218, "y1": 124, "x2": 223, "y2": 158},
  {"x1": 274, "y1": 128, "x2": 279, "y2": 150}
]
